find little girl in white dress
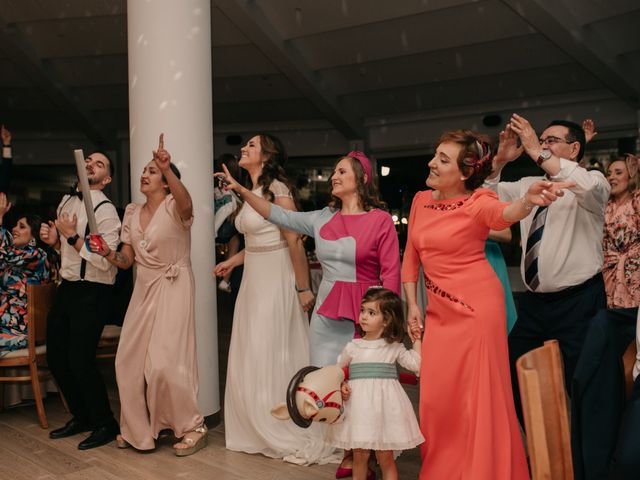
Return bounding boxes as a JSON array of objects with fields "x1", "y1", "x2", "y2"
[{"x1": 327, "y1": 288, "x2": 424, "y2": 480}]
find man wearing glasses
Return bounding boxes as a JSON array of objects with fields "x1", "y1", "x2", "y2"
[{"x1": 484, "y1": 114, "x2": 610, "y2": 423}]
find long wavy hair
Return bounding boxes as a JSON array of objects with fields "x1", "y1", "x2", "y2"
[
  {"x1": 255, "y1": 133, "x2": 299, "y2": 207},
  {"x1": 328, "y1": 155, "x2": 387, "y2": 212}
]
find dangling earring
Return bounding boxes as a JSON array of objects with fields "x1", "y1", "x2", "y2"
[{"x1": 28, "y1": 238, "x2": 37, "y2": 247}]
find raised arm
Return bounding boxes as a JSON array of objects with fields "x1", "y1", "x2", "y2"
[
  {"x1": 509, "y1": 114, "x2": 610, "y2": 211},
  {"x1": 154, "y1": 134, "x2": 193, "y2": 221},
  {"x1": 217, "y1": 164, "x2": 271, "y2": 219},
  {"x1": 501, "y1": 180, "x2": 576, "y2": 223}
]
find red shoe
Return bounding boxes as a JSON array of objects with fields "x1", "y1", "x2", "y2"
[
  {"x1": 335, "y1": 466, "x2": 375, "y2": 479},
  {"x1": 335, "y1": 466, "x2": 352, "y2": 478}
]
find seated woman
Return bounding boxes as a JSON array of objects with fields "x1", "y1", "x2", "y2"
[{"x1": 0, "y1": 193, "x2": 50, "y2": 355}]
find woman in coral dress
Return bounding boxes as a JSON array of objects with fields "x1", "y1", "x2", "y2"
[
  {"x1": 402, "y1": 129, "x2": 573, "y2": 479},
  {"x1": 90, "y1": 135, "x2": 206, "y2": 455}
]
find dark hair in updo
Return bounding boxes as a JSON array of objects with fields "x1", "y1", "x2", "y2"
[{"x1": 438, "y1": 130, "x2": 493, "y2": 191}]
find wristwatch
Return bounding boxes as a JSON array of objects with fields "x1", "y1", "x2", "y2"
[
  {"x1": 67, "y1": 234, "x2": 80, "y2": 246},
  {"x1": 536, "y1": 149, "x2": 552, "y2": 166}
]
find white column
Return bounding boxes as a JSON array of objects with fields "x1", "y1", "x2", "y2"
[{"x1": 127, "y1": 0, "x2": 218, "y2": 417}]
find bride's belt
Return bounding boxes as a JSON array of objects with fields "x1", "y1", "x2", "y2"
[{"x1": 245, "y1": 240, "x2": 288, "y2": 253}]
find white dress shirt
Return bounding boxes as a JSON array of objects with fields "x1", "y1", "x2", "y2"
[
  {"x1": 484, "y1": 158, "x2": 610, "y2": 293},
  {"x1": 57, "y1": 190, "x2": 121, "y2": 285}
]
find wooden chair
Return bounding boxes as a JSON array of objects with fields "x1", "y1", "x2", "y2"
[
  {"x1": 96, "y1": 324, "x2": 121, "y2": 360},
  {"x1": 517, "y1": 340, "x2": 574, "y2": 480},
  {"x1": 0, "y1": 283, "x2": 56, "y2": 428},
  {"x1": 622, "y1": 340, "x2": 637, "y2": 402}
]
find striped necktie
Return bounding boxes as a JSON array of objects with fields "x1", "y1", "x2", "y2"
[{"x1": 524, "y1": 205, "x2": 548, "y2": 291}]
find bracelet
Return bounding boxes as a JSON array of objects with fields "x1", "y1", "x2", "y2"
[
  {"x1": 295, "y1": 286, "x2": 311, "y2": 293},
  {"x1": 520, "y1": 196, "x2": 534, "y2": 211}
]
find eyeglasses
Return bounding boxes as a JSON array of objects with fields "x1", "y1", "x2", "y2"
[{"x1": 538, "y1": 136, "x2": 574, "y2": 146}]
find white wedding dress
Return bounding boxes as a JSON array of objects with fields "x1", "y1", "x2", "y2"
[{"x1": 224, "y1": 181, "x2": 340, "y2": 465}]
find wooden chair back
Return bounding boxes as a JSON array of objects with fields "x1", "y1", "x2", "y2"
[
  {"x1": 26, "y1": 283, "x2": 57, "y2": 353},
  {"x1": 516, "y1": 340, "x2": 573, "y2": 480},
  {"x1": 0, "y1": 283, "x2": 56, "y2": 428}
]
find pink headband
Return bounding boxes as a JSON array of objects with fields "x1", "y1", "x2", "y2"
[{"x1": 347, "y1": 151, "x2": 372, "y2": 185}]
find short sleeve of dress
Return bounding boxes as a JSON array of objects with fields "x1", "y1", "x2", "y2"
[
  {"x1": 336, "y1": 341, "x2": 356, "y2": 367},
  {"x1": 120, "y1": 203, "x2": 137, "y2": 245},
  {"x1": 465, "y1": 188, "x2": 512, "y2": 231},
  {"x1": 269, "y1": 179, "x2": 292, "y2": 199},
  {"x1": 165, "y1": 194, "x2": 193, "y2": 229}
]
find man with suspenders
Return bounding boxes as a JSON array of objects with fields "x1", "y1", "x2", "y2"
[{"x1": 40, "y1": 152, "x2": 121, "y2": 450}]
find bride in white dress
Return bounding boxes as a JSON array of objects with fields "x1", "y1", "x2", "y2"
[{"x1": 214, "y1": 134, "x2": 339, "y2": 465}]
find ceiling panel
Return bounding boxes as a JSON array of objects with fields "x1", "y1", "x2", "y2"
[
  {"x1": 212, "y1": 44, "x2": 279, "y2": 77},
  {"x1": 586, "y1": 9, "x2": 640, "y2": 56},
  {"x1": 258, "y1": 0, "x2": 470, "y2": 39},
  {"x1": 50, "y1": 54, "x2": 127, "y2": 86},
  {"x1": 213, "y1": 97, "x2": 321, "y2": 124},
  {"x1": 13, "y1": 15, "x2": 127, "y2": 58},
  {"x1": 211, "y1": 6, "x2": 249, "y2": 46},
  {"x1": 0, "y1": 59, "x2": 36, "y2": 86},
  {"x1": 0, "y1": 0, "x2": 125, "y2": 23},
  {"x1": 291, "y1": 0, "x2": 533, "y2": 70},
  {"x1": 562, "y1": 0, "x2": 639, "y2": 27},
  {"x1": 214, "y1": 74, "x2": 303, "y2": 102},
  {"x1": 343, "y1": 64, "x2": 604, "y2": 118},
  {"x1": 72, "y1": 85, "x2": 128, "y2": 109},
  {"x1": 319, "y1": 33, "x2": 571, "y2": 95}
]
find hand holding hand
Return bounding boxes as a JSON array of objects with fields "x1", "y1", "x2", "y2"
[
  {"x1": 297, "y1": 290, "x2": 316, "y2": 312},
  {"x1": 152, "y1": 133, "x2": 171, "y2": 171},
  {"x1": 508, "y1": 114, "x2": 541, "y2": 160},
  {"x1": 1, "y1": 125, "x2": 11, "y2": 146},
  {"x1": 0, "y1": 192, "x2": 12, "y2": 219},
  {"x1": 406, "y1": 303, "x2": 423, "y2": 342},
  {"x1": 55, "y1": 212, "x2": 78, "y2": 239},
  {"x1": 525, "y1": 180, "x2": 576, "y2": 207},
  {"x1": 582, "y1": 119, "x2": 597, "y2": 143},
  {"x1": 39, "y1": 221, "x2": 59, "y2": 246},
  {"x1": 340, "y1": 382, "x2": 351, "y2": 402}
]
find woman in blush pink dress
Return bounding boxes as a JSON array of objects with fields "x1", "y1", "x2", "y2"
[{"x1": 89, "y1": 134, "x2": 206, "y2": 456}]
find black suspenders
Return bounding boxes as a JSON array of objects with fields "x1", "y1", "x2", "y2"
[{"x1": 79, "y1": 200, "x2": 112, "y2": 280}]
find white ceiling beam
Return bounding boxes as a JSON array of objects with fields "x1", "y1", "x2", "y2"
[
  {"x1": 499, "y1": 0, "x2": 640, "y2": 109},
  {"x1": 214, "y1": 0, "x2": 365, "y2": 140},
  {"x1": 0, "y1": 16, "x2": 114, "y2": 147}
]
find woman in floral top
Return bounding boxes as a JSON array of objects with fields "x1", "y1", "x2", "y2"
[
  {"x1": 602, "y1": 155, "x2": 640, "y2": 308},
  {"x1": 0, "y1": 193, "x2": 50, "y2": 355}
]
